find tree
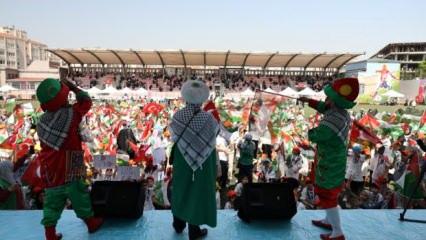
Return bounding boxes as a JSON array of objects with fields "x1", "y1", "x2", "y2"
[{"x1": 419, "y1": 61, "x2": 426, "y2": 78}]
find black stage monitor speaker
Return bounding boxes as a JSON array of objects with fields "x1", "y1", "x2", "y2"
[
  {"x1": 91, "y1": 181, "x2": 145, "y2": 219},
  {"x1": 238, "y1": 182, "x2": 297, "y2": 222}
]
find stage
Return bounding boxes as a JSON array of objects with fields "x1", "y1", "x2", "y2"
[{"x1": 1, "y1": 210, "x2": 425, "y2": 240}]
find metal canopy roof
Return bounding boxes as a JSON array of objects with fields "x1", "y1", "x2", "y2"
[{"x1": 48, "y1": 49, "x2": 362, "y2": 69}]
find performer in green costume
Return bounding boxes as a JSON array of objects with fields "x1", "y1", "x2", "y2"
[
  {"x1": 36, "y1": 78, "x2": 103, "y2": 240},
  {"x1": 169, "y1": 80, "x2": 219, "y2": 240},
  {"x1": 300, "y1": 78, "x2": 359, "y2": 240}
]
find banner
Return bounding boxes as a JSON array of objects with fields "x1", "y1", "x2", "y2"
[
  {"x1": 116, "y1": 166, "x2": 141, "y2": 181},
  {"x1": 93, "y1": 155, "x2": 116, "y2": 169}
]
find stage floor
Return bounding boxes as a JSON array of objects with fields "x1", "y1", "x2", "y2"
[{"x1": 0, "y1": 210, "x2": 425, "y2": 240}]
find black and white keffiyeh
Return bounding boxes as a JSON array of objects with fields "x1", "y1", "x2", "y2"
[
  {"x1": 37, "y1": 107, "x2": 74, "y2": 151},
  {"x1": 170, "y1": 103, "x2": 219, "y2": 172},
  {"x1": 320, "y1": 107, "x2": 351, "y2": 143}
]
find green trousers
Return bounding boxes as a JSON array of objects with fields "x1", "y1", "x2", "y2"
[{"x1": 41, "y1": 180, "x2": 93, "y2": 227}]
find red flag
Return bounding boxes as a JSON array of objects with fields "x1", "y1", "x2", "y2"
[
  {"x1": 203, "y1": 101, "x2": 220, "y2": 122},
  {"x1": 142, "y1": 120, "x2": 153, "y2": 140},
  {"x1": 359, "y1": 114, "x2": 380, "y2": 129},
  {"x1": 420, "y1": 110, "x2": 426, "y2": 127},
  {"x1": 21, "y1": 157, "x2": 44, "y2": 190},
  {"x1": 416, "y1": 85, "x2": 424, "y2": 104},
  {"x1": 143, "y1": 102, "x2": 163, "y2": 116},
  {"x1": 128, "y1": 140, "x2": 139, "y2": 153},
  {"x1": 350, "y1": 120, "x2": 382, "y2": 145}
]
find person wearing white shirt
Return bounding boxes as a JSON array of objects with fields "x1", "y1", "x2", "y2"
[
  {"x1": 345, "y1": 144, "x2": 366, "y2": 194},
  {"x1": 284, "y1": 147, "x2": 303, "y2": 181}
]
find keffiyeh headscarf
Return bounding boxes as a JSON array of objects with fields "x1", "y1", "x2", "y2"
[{"x1": 170, "y1": 103, "x2": 219, "y2": 172}]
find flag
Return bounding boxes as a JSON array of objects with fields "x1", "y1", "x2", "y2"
[
  {"x1": 395, "y1": 150, "x2": 424, "y2": 199},
  {"x1": 350, "y1": 120, "x2": 382, "y2": 145},
  {"x1": 420, "y1": 110, "x2": 426, "y2": 128},
  {"x1": 359, "y1": 114, "x2": 381, "y2": 129},
  {"x1": 21, "y1": 157, "x2": 44, "y2": 190},
  {"x1": 143, "y1": 102, "x2": 163, "y2": 116},
  {"x1": 249, "y1": 90, "x2": 289, "y2": 144},
  {"x1": 5, "y1": 98, "x2": 16, "y2": 114},
  {"x1": 415, "y1": 85, "x2": 424, "y2": 104}
]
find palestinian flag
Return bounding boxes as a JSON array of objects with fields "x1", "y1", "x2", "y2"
[
  {"x1": 249, "y1": 90, "x2": 290, "y2": 143},
  {"x1": 395, "y1": 150, "x2": 424, "y2": 199}
]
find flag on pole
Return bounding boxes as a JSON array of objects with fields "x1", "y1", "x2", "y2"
[{"x1": 249, "y1": 90, "x2": 290, "y2": 144}]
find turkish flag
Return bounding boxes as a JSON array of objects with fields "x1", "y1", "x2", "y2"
[
  {"x1": 143, "y1": 102, "x2": 163, "y2": 116},
  {"x1": 350, "y1": 120, "x2": 382, "y2": 145}
]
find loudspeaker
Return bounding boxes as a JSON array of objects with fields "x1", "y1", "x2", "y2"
[
  {"x1": 91, "y1": 181, "x2": 145, "y2": 218},
  {"x1": 237, "y1": 182, "x2": 297, "y2": 222}
]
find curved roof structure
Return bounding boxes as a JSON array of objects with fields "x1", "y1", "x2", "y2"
[{"x1": 48, "y1": 49, "x2": 362, "y2": 69}]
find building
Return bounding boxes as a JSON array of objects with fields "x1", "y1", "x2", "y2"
[
  {"x1": 345, "y1": 58, "x2": 400, "y2": 96},
  {"x1": 0, "y1": 26, "x2": 59, "y2": 86},
  {"x1": 372, "y1": 42, "x2": 426, "y2": 79}
]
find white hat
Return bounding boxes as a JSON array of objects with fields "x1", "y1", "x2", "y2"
[{"x1": 181, "y1": 80, "x2": 209, "y2": 104}]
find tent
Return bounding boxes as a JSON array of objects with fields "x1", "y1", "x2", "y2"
[
  {"x1": 241, "y1": 88, "x2": 255, "y2": 98},
  {"x1": 87, "y1": 87, "x2": 102, "y2": 95},
  {"x1": 298, "y1": 87, "x2": 317, "y2": 96},
  {"x1": 0, "y1": 85, "x2": 18, "y2": 92},
  {"x1": 382, "y1": 90, "x2": 405, "y2": 98},
  {"x1": 101, "y1": 86, "x2": 119, "y2": 95},
  {"x1": 264, "y1": 87, "x2": 277, "y2": 94},
  {"x1": 135, "y1": 87, "x2": 148, "y2": 96},
  {"x1": 119, "y1": 87, "x2": 135, "y2": 96},
  {"x1": 279, "y1": 87, "x2": 298, "y2": 98}
]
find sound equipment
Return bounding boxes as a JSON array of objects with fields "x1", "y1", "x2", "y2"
[
  {"x1": 91, "y1": 181, "x2": 145, "y2": 218},
  {"x1": 237, "y1": 182, "x2": 297, "y2": 222}
]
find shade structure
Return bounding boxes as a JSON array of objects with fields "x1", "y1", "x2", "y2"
[
  {"x1": 298, "y1": 87, "x2": 317, "y2": 96},
  {"x1": 48, "y1": 49, "x2": 362, "y2": 70},
  {"x1": 279, "y1": 87, "x2": 299, "y2": 98},
  {"x1": 382, "y1": 90, "x2": 405, "y2": 98},
  {"x1": 0, "y1": 84, "x2": 18, "y2": 92}
]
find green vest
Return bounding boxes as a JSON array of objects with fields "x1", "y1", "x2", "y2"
[{"x1": 309, "y1": 124, "x2": 347, "y2": 189}]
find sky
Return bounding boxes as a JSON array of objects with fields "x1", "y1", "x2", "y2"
[{"x1": 0, "y1": 0, "x2": 425, "y2": 58}]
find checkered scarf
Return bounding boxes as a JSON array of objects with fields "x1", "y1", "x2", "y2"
[
  {"x1": 170, "y1": 103, "x2": 219, "y2": 172},
  {"x1": 320, "y1": 107, "x2": 351, "y2": 143},
  {"x1": 37, "y1": 107, "x2": 74, "y2": 151}
]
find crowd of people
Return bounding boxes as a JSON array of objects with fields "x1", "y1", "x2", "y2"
[
  {"x1": 70, "y1": 71, "x2": 333, "y2": 93},
  {"x1": 1, "y1": 76, "x2": 426, "y2": 239},
  {"x1": 1, "y1": 82, "x2": 425, "y2": 215}
]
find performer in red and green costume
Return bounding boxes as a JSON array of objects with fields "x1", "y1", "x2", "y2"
[
  {"x1": 36, "y1": 78, "x2": 103, "y2": 240},
  {"x1": 299, "y1": 78, "x2": 359, "y2": 240}
]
